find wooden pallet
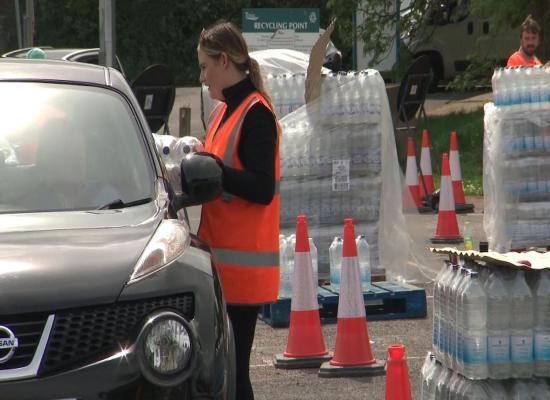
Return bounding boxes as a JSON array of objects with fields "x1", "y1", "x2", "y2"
[{"x1": 259, "y1": 281, "x2": 427, "y2": 328}]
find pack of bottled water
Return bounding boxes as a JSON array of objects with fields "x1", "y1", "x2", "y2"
[
  {"x1": 485, "y1": 72, "x2": 550, "y2": 251},
  {"x1": 328, "y1": 234, "x2": 372, "y2": 293},
  {"x1": 152, "y1": 134, "x2": 204, "y2": 195},
  {"x1": 421, "y1": 352, "x2": 550, "y2": 399},
  {"x1": 278, "y1": 233, "x2": 319, "y2": 299},
  {"x1": 432, "y1": 255, "x2": 550, "y2": 382},
  {"x1": 278, "y1": 70, "x2": 385, "y2": 279},
  {"x1": 491, "y1": 66, "x2": 550, "y2": 110}
]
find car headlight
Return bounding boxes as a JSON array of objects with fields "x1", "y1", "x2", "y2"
[
  {"x1": 138, "y1": 311, "x2": 195, "y2": 387},
  {"x1": 129, "y1": 219, "x2": 191, "y2": 283}
]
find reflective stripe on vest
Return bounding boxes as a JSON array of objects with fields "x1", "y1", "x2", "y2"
[{"x1": 211, "y1": 248, "x2": 279, "y2": 267}]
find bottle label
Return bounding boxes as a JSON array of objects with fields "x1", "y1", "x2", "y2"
[
  {"x1": 511, "y1": 335, "x2": 533, "y2": 363},
  {"x1": 535, "y1": 333, "x2": 550, "y2": 361},
  {"x1": 488, "y1": 335, "x2": 511, "y2": 363},
  {"x1": 332, "y1": 159, "x2": 350, "y2": 191},
  {"x1": 463, "y1": 333, "x2": 487, "y2": 364}
]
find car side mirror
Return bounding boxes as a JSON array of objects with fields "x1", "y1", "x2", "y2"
[{"x1": 173, "y1": 152, "x2": 223, "y2": 209}]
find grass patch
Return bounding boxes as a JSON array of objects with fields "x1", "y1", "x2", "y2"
[{"x1": 416, "y1": 110, "x2": 484, "y2": 196}]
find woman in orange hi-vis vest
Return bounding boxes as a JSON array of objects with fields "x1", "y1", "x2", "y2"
[{"x1": 197, "y1": 22, "x2": 280, "y2": 400}]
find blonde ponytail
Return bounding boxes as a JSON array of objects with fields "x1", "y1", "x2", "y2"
[{"x1": 248, "y1": 57, "x2": 272, "y2": 107}]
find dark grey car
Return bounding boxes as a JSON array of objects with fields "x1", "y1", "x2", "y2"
[{"x1": 0, "y1": 59, "x2": 235, "y2": 399}]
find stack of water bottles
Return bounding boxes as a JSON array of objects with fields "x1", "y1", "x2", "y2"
[
  {"x1": 422, "y1": 255, "x2": 550, "y2": 399},
  {"x1": 421, "y1": 353, "x2": 550, "y2": 399},
  {"x1": 278, "y1": 234, "x2": 318, "y2": 299},
  {"x1": 277, "y1": 70, "x2": 385, "y2": 278},
  {"x1": 485, "y1": 66, "x2": 550, "y2": 251},
  {"x1": 328, "y1": 235, "x2": 371, "y2": 293}
]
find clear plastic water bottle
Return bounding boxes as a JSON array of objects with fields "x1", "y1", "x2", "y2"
[
  {"x1": 356, "y1": 235, "x2": 371, "y2": 291},
  {"x1": 421, "y1": 353, "x2": 441, "y2": 400},
  {"x1": 510, "y1": 269, "x2": 534, "y2": 378},
  {"x1": 329, "y1": 236, "x2": 343, "y2": 292},
  {"x1": 433, "y1": 263, "x2": 451, "y2": 355},
  {"x1": 441, "y1": 263, "x2": 459, "y2": 365},
  {"x1": 509, "y1": 379, "x2": 532, "y2": 400},
  {"x1": 278, "y1": 235, "x2": 293, "y2": 298},
  {"x1": 534, "y1": 269, "x2": 550, "y2": 377},
  {"x1": 486, "y1": 270, "x2": 512, "y2": 379},
  {"x1": 449, "y1": 265, "x2": 466, "y2": 369},
  {"x1": 482, "y1": 380, "x2": 507, "y2": 400},
  {"x1": 463, "y1": 221, "x2": 474, "y2": 251},
  {"x1": 454, "y1": 267, "x2": 471, "y2": 372},
  {"x1": 309, "y1": 238, "x2": 318, "y2": 291},
  {"x1": 460, "y1": 271, "x2": 489, "y2": 380},
  {"x1": 434, "y1": 365, "x2": 452, "y2": 400},
  {"x1": 445, "y1": 263, "x2": 461, "y2": 367},
  {"x1": 532, "y1": 377, "x2": 550, "y2": 398}
]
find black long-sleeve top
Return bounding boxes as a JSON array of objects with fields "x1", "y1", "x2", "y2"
[{"x1": 216, "y1": 77, "x2": 277, "y2": 205}]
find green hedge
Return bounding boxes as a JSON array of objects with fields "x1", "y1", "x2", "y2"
[{"x1": 34, "y1": 0, "x2": 341, "y2": 86}]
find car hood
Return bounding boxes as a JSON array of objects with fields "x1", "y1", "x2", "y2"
[{"x1": 0, "y1": 203, "x2": 163, "y2": 314}]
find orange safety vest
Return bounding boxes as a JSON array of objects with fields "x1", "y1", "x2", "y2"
[
  {"x1": 507, "y1": 50, "x2": 542, "y2": 67},
  {"x1": 199, "y1": 92, "x2": 280, "y2": 305}
]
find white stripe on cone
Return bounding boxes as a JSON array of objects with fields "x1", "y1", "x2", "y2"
[
  {"x1": 420, "y1": 147, "x2": 433, "y2": 175},
  {"x1": 405, "y1": 156, "x2": 419, "y2": 185},
  {"x1": 439, "y1": 175, "x2": 455, "y2": 212},
  {"x1": 336, "y1": 256, "x2": 366, "y2": 318},
  {"x1": 290, "y1": 252, "x2": 319, "y2": 311},
  {"x1": 450, "y1": 150, "x2": 462, "y2": 181}
]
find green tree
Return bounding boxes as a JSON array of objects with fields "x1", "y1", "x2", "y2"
[{"x1": 33, "y1": 0, "x2": 340, "y2": 85}]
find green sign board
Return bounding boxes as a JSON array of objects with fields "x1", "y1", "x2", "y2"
[
  {"x1": 242, "y1": 8, "x2": 321, "y2": 52},
  {"x1": 242, "y1": 8, "x2": 320, "y2": 33}
]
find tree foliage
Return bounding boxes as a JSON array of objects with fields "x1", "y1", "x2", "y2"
[{"x1": 33, "y1": 0, "x2": 338, "y2": 85}]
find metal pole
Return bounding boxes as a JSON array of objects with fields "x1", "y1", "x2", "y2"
[
  {"x1": 99, "y1": 0, "x2": 116, "y2": 68},
  {"x1": 14, "y1": 0, "x2": 22, "y2": 48},
  {"x1": 24, "y1": 0, "x2": 34, "y2": 47}
]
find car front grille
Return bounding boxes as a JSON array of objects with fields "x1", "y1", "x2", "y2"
[
  {"x1": 40, "y1": 293, "x2": 194, "y2": 376},
  {"x1": 0, "y1": 313, "x2": 49, "y2": 371}
]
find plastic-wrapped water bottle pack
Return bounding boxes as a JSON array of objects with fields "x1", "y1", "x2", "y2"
[{"x1": 484, "y1": 80, "x2": 550, "y2": 250}]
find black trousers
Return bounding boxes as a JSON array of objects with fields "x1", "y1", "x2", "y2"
[{"x1": 226, "y1": 304, "x2": 260, "y2": 400}]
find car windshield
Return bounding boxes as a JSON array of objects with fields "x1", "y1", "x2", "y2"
[{"x1": 0, "y1": 82, "x2": 155, "y2": 213}]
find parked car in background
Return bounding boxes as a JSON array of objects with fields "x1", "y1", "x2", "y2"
[
  {"x1": 2, "y1": 47, "x2": 127, "y2": 77},
  {"x1": 0, "y1": 58, "x2": 235, "y2": 400}
]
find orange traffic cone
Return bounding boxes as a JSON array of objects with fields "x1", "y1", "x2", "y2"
[
  {"x1": 449, "y1": 131, "x2": 474, "y2": 213},
  {"x1": 319, "y1": 219, "x2": 385, "y2": 377},
  {"x1": 385, "y1": 344, "x2": 412, "y2": 400},
  {"x1": 404, "y1": 136, "x2": 422, "y2": 210},
  {"x1": 275, "y1": 215, "x2": 332, "y2": 369},
  {"x1": 430, "y1": 153, "x2": 463, "y2": 244},
  {"x1": 419, "y1": 129, "x2": 435, "y2": 197}
]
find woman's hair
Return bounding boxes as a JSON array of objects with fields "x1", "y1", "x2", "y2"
[{"x1": 199, "y1": 21, "x2": 271, "y2": 105}]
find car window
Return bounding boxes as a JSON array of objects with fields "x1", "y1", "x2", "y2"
[{"x1": 0, "y1": 82, "x2": 155, "y2": 213}]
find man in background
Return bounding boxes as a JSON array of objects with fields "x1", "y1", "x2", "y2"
[{"x1": 507, "y1": 15, "x2": 542, "y2": 67}]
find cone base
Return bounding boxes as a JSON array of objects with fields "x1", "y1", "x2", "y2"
[
  {"x1": 274, "y1": 353, "x2": 333, "y2": 369},
  {"x1": 430, "y1": 236, "x2": 464, "y2": 244},
  {"x1": 455, "y1": 203, "x2": 474, "y2": 214},
  {"x1": 318, "y1": 360, "x2": 386, "y2": 378}
]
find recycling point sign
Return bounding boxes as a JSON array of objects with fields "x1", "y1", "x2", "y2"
[{"x1": 242, "y1": 8, "x2": 320, "y2": 53}]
